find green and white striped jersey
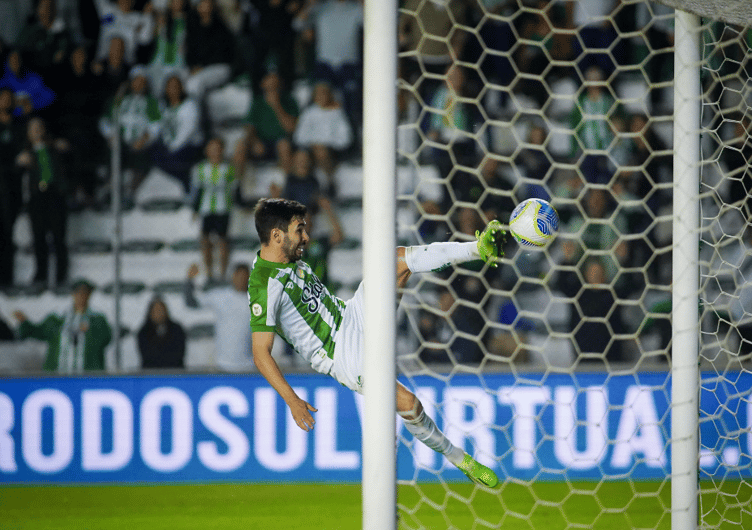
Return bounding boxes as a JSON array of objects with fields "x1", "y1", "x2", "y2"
[
  {"x1": 248, "y1": 254, "x2": 346, "y2": 375},
  {"x1": 191, "y1": 161, "x2": 235, "y2": 215}
]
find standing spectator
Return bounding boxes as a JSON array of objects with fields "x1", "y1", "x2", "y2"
[
  {"x1": 248, "y1": 0, "x2": 299, "y2": 91},
  {"x1": 233, "y1": 71, "x2": 297, "y2": 176},
  {"x1": 185, "y1": 0, "x2": 234, "y2": 100},
  {"x1": 293, "y1": 81, "x2": 352, "y2": 195},
  {"x1": 427, "y1": 64, "x2": 478, "y2": 183},
  {"x1": 100, "y1": 65, "x2": 161, "y2": 200},
  {"x1": 273, "y1": 147, "x2": 317, "y2": 204},
  {"x1": 295, "y1": 0, "x2": 363, "y2": 127},
  {"x1": 53, "y1": 45, "x2": 105, "y2": 206},
  {"x1": 556, "y1": 257, "x2": 626, "y2": 365},
  {"x1": 151, "y1": 73, "x2": 203, "y2": 192},
  {"x1": 0, "y1": 50, "x2": 56, "y2": 119},
  {"x1": 569, "y1": 65, "x2": 617, "y2": 184},
  {"x1": 15, "y1": 0, "x2": 72, "y2": 79},
  {"x1": 90, "y1": 0, "x2": 155, "y2": 66},
  {"x1": 515, "y1": 123, "x2": 552, "y2": 201},
  {"x1": 16, "y1": 117, "x2": 69, "y2": 287},
  {"x1": 13, "y1": 279, "x2": 112, "y2": 372},
  {"x1": 398, "y1": 0, "x2": 467, "y2": 94},
  {"x1": 92, "y1": 36, "x2": 131, "y2": 101},
  {"x1": 185, "y1": 263, "x2": 254, "y2": 372},
  {"x1": 0, "y1": 89, "x2": 24, "y2": 288},
  {"x1": 190, "y1": 137, "x2": 236, "y2": 281},
  {"x1": 138, "y1": 297, "x2": 186, "y2": 368},
  {"x1": 302, "y1": 201, "x2": 343, "y2": 289},
  {"x1": 147, "y1": 0, "x2": 189, "y2": 98}
]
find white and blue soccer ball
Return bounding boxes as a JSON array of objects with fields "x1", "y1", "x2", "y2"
[{"x1": 509, "y1": 198, "x2": 559, "y2": 249}]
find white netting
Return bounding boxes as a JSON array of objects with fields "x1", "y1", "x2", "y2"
[{"x1": 391, "y1": 1, "x2": 751, "y2": 528}]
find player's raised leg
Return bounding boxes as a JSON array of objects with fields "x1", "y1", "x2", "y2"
[
  {"x1": 396, "y1": 382, "x2": 499, "y2": 488},
  {"x1": 397, "y1": 220, "x2": 505, "y2": 288}
]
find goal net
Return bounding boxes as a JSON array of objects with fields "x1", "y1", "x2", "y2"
[{"x1": 387, "y1": 1, "x2": 752, "y2": 528}]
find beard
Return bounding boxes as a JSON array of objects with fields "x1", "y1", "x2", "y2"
[{"x1": 282, "y1": 235, "x2": 304, "y2": 262}]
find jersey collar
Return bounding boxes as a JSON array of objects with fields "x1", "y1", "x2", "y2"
[{"x1": 255, "y1": 252, "x2": 293, "y2": 269}]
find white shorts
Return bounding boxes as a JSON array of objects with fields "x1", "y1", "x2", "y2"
[{"x1": 331, "y1": 282, "x2": 365, "y2": 393}]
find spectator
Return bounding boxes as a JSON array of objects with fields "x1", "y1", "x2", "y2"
[
  {"x1": 515, "y1": 123, "x2": 552, "y2": 201},
  {"x1": 272, "y1": 147, "x2": 318, "y2": 205},
  {"x1": 721, "y1": 114, "x2": 752, "y2": 219},
  {"x1": 92, "y1": 36, "x2": 131, "y2": 100},
  {"x1": 556, "y1": 257, "x2": 626, "y2": 365},
  {"x1": 293, "y1": 81, "x2": 352, "y2": 194},
  {"x1": 295, "y1": 0, "x2": 363, "y2": 127},
  {"x1": 184, "y1": 0, "x2": 234, "y2": 100},
  {"x1": 248, "y1": 0, "x2": 300, "y2": 91},
  {"x1": 53, "y1": 45, "x2": 105, "y2": 205},
  {"x1": 16, "y1": 117, "x2": 70, "y2": 287},
  {"x1": 560, "y1": 187, "x2": 628, "y2": 285},
  {"x1": 151, "y1": 73, "x2": 203, "y2": 192},
  {"x1": 185, "y1": 263, "x2": 254, "y2": 372},
  {"x1": 301, "y1": 201, "x2": 343, "y2": 288},
  {"x1": 99, "y1": 64, "x2": 161, "y2": 200},
  {"x1": 568, "y1": 65, "x2": 617, "y2": 184},
  {"x1": 0, "y1": 89, "x2": 24, "y2": 288},
  {"x1": 138, "y1": 296, "x2": 186, "y2": 368},
  {"x1": 190, "y1": 137, "x2": 236, "y2": 281},
  {"x1": 511, "y1": 0, "x2": 553, "y2": 107},
  {"x1": 399, "y1": 0, "x2": 467, "y2": 100},
  {"x1": 427, "y1": 64, "x2": 478, "y2": 183},
  {"x1": 627, "y1": 113, "x2": 671, "y2": 213},
  {"x1": 147, "y1": 0, "x2": 189, "y2": 99},
  {"x1": 0, "y1": 50, "x2": 56, "y2": 119},
  {"x1": 90, "y1": 0, "x2": 155, "y2": 66},
  {"x1": 13, "y1": 279, "x2": 112, "y2": 372},
  {"x1": 15, "y1": 0, "x2": 72, "y2": 79},
  {"x1": 233, "y1": 71, "x2": 297, "y2": 177}
]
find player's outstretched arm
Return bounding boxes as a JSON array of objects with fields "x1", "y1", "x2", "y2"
[{"x1": 252, "y1": 331, "x2": 318, "y2": 431}]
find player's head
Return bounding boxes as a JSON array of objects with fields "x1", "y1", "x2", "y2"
[{"x1": 255, "y1": 198, "x2": 309, "y2": 261}]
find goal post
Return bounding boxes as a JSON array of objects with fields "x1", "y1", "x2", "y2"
[
  {"x1": 362, "y1": 1, "x2": 398, "y2": 530},
  {"x1": 671, "y1": 10, "x2": 701, "y2": 529}
]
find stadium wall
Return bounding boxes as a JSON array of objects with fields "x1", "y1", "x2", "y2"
[{"x1": 0, "y1": 373, "x2": 749, "y2": 484}]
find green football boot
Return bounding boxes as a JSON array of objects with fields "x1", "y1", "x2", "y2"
[
  {"x1": 457, "y1": 454, "x2": 499, "y2": 488},
  {"x1": 476, "y1": 219, "x2": 505, "y2": 267}
]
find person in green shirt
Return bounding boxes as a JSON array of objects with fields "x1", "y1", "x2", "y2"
[
  {"x1": 13, "y1": 279, "x2": 112, "y2": 372},
  {"x1": 233, "y1": 71, "x2": 298, "y2": 177}
]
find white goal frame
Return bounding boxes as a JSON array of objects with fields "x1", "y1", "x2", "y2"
[{"x1": 361, "y1": 5, "x2": 706, "y2": 530}]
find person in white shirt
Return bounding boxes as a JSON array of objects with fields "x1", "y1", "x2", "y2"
[
  {"x1": 92, "y1": 0, "x2": 155, "y2": 65},
  {"x1": 185, "y1": 262, "x2": 254, "y2": 372},
  {"x1": 293, "y1": 81, "x2": 352, "y2": 195},
  {"x1": 149, "y1": 73, "x2": 203, "y2": 192}
]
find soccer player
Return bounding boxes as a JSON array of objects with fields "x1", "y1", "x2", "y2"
[{"x1": 249, "y1": 198, "x2": 503, "y2": 487}]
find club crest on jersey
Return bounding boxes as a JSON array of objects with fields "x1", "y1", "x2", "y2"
[
  {"x1": 252, "y1": 303, "x2": 262, "y2": 317},
  {"x1": 296, "y1": 267, "x2": 305, "y2": 279}
]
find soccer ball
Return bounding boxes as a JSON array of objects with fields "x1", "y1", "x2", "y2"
[{"x1": 509, "y1": 198, "x2": 559, "y2": 249}]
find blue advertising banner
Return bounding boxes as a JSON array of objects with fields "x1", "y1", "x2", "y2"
[{"x1": 0, "y1": 372, "x2": 749, "y2": 483}]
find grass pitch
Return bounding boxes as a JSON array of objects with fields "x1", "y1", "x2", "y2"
[{"x1": 1, "y1": 481, "x2": 749, "y2": 529}]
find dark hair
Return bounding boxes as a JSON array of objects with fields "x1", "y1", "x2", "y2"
[
  {"x1": 254, "y1": 198, "x2": 307, "y2": 245},
  {"x1": 144, "y1": 296, "x2": 171, "y2": 325},
  {"x1": 234, "y1": 263, "x2": 250, "y2": 274}
]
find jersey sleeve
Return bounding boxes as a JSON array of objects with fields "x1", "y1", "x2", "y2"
[{"x1": 248, "y1": 275, "x2": 282, "y2": 333}]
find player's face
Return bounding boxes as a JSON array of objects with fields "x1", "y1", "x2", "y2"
[{"x1": 281, "y1": 217, "x2": 309, "y2": 262}]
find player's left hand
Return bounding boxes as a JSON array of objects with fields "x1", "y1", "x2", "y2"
[{"x1": 288, "y1": 397, "x2": 317, "y2": 431}]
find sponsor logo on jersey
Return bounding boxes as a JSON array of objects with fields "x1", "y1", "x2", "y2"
[{"x1": 301, "y1": 277, "x2": 325, "y2": 313}]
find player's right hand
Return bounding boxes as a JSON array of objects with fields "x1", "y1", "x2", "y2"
[{"x1": 288, "y1": 398, "x2": 317, "y2": 431}]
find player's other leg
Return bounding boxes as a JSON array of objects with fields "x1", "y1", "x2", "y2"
[
  {"x1": 398, "y1": 220, "x2": 505, "y2": 282},
  {"x1": 396, "y1": 382, "x2": 499, "y2": 488}
]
